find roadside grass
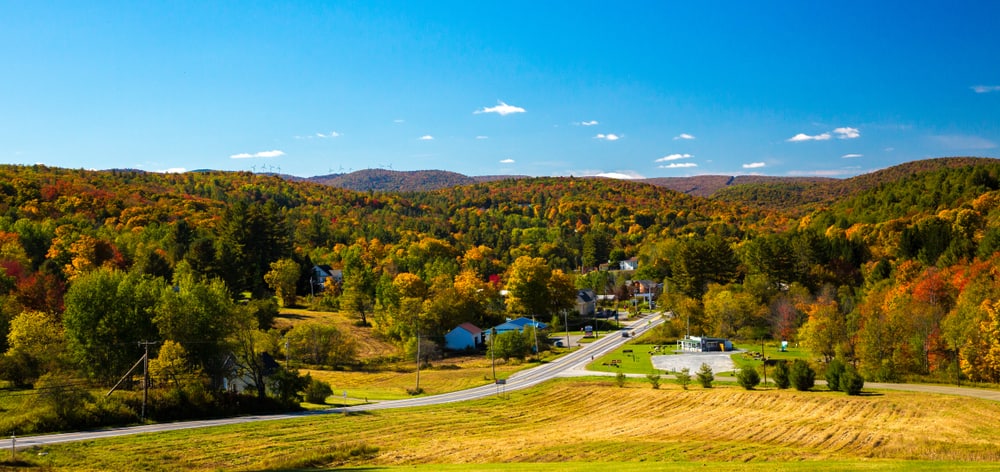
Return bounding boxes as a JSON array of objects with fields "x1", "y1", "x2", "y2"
[
  {"x1": 301, "y1": 356, "x2": 528, "y2": 401},
  {"x1": 733, "y1": 342, "x2": 815, "y2": 362},
  {"x1": 26, "y1": 379, "x2": 1000, "y2": 470},
  {"x1": 588, "y1": 344, "x2": 670, "y2": 375}
]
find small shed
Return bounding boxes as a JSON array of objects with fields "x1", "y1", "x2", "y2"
[
  {"x1": 445, "y1": 323, "x2": 485, "y2": 351},
  {"x1": 676, "y1": 336, "x2": 733, "y2": 352}
]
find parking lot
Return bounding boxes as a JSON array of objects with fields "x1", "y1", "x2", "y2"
[{"x1": 650, "y1": 351, "x2": 737, "y2": 374}]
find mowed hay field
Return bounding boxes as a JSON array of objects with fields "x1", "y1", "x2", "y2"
[{"x1": 32, "y1": 379, "x2": 1000, "y2": 471}]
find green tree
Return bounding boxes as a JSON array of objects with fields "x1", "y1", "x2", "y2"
[
  {"x1": 790, "y1": 359, "x2": 816, "y2": 391},
  {"x1": 63, "y1": 269, "x2": 163, "y2": 380},
  {"x1": 340, "y1": 243, "x2": 378, "y2": 326},
  {"x1": 825, "y1": 358, "x2": 847, "y2": 392},
  {"x1": 772, "y1": 360, "x2": 791, "y2": 389},
  {"x1": 646, "y1": 372, "x2": 661, "y2": 389},
  {"x1": 264, "y1": 258, "x2": 300, "y2": 307},
  {"x1": 228, "y1": 305, "x2": 272, "y2": 400},
  {"x1": 286, "y1": 323, "x2": 357, "y2": 367},
  {"x1": 490, "y1": 330, "x2": 530, "y2": 361},
  {"x1": 672, "y1": 235, "x2": 738, "y2": 299},
  {"x1": 615, "y1": 371, "x2": 627, "y2": 387},
  {"x1": 840, "y1": 366, "x2": 865, "y2": 395},
  {"x1": 675, "y1": 367, "x2": 691, "y2": 390},
  {"x1": 304, "y1": 374, "x2": 333, "y2": 404},
  {"x1": 267, "y1": 365, "x2": 309, "y2": 405},
  {"x1": 155, "y1": 272, "x2": 236, "y2": 380},
  {"x1": 737, "y1": 366, "x2": 761, "y2": 390},
  {"x1": 217, "y1": 200, "x2": 291, "y2": 298},
  {"x1": 696, "y1": 363, "x2": 714, "y2": 388}
]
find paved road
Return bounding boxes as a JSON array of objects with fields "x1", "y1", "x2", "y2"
[
  {"x1": 12, "y1": 313, "x2": 665, "y2": 450},
  {"x1": 14, "y1": 314, "x2": 1000, "y2": 450}
]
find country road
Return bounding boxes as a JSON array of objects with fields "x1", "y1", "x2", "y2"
[
  {"x1": 12, "y1": 312, "x2": 1000, "y2": 450},
  {"x1": 12, "y1": 313, "x2": 664, "y2": 450}
]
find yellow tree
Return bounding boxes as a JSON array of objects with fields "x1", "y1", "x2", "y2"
[
  {"x1": 264, "y1": 258, "x2": 300, "y2": 307},
  {"x1": 798, "y1": 295, "x2": 845, "y2": 362},
  {"x1": 961, "y1": 299, "x2": 1000, "y2": 383},
  {"x1": 504, "y1": 256, "x2": 576, "y2": 319}
]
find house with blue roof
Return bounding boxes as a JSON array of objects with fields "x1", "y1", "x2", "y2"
[{"x1": 490, "y1": 317, "x2": 548, "y2": 337}]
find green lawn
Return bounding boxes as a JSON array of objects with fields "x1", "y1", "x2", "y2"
[{"x1": 589, "y1": 343, "x2": 672, "y2": 375}]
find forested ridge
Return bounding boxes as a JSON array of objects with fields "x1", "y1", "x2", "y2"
[{"x1": 3, "y1": 157, "x2": 1000, "y2": 433}]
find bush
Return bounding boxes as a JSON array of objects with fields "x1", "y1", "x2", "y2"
[
  {"x1": 696, "y1": 363, "x2": 714, "y2": 388},
  {"x1": 840, "y1": 366, "x2": 865, "y2": 395},
  {"x1": 646, "y1": 372, "x2": 661, "y2": 389},
  {"x1": 772, "y1": 361, "x2": 790, "y2": 389},
  {"x1": 825, "y1": 359, "x2": 846, "y2": 392},
  {"x1": 304, "y1": 375, "x2": 333, "y2": 404},
  {"x1": 675, "y1": 367, "x2": 691, "y2": 390},
  {"x1": 737, "y1": 367, "x2": 760, "y2": 390},
  {"x1": 790, "y1": 359, "x2": 815, "y2": 391},
  {"x1": 615, "y1": 371, "x2": 627, "y2": 388}
]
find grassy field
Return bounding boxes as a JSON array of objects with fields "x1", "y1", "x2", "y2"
[
  {"x1": 18, "y1": 378, "x2": 1000, "y2": 470},
  {"x1": 302, "y1": 356, "x2": 531, "y2": 402}
]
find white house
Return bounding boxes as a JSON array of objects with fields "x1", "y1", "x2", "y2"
[
  {"x1": 620, "y1": 258, "x2": 639, "y2": 271},
  {"x1": 445, "y1": 322, "x2": 485, "y2": 351}
]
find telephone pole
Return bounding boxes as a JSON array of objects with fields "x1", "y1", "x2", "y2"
[{"x1": 138, "y1": 341, "x2": 159, "y2": 422}]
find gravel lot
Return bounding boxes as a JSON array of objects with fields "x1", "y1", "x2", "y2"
[{"x1": 651, "y1": 351, "x2": 737, "y2": 373}]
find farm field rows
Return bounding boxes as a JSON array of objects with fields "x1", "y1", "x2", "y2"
[{"x1": 24, "y1": 378, "x2": 1000, "y2": 470}]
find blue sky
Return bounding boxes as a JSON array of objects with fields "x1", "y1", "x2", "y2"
[{"x1": 3, "y1": 1, "x2": 999, "y2": 179}]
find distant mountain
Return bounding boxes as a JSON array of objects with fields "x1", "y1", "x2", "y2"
[
  {"x1": 297, "y1": 157, "x2": 1000, "y2": 203},
  {"x1": 305, "y1": 169, "x2": 530, "y2": 192}
]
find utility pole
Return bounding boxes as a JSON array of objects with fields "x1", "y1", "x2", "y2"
[
  {"x1": 531, "y1": 314, "x2": 539, "y2": 355},
  {"x1": 490, "y1": 327, "x2": 496, "y2": 380},
  {"x1": 563, "y1": 309, "x2": 570, "y2": 349},
  {"x1": 138, "y1": 340, "x2": 158, "y2": 422},
  {"x1": 415, "y1": 331, "x2": 421, "y2": 392}
]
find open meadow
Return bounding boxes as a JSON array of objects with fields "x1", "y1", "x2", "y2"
[{"x1": 17, "y1": 377, "x2": 1000, "y2": 471}]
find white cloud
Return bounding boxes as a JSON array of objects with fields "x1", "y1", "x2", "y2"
[
  {"x1": 655, "y1": 153, "x2": 693, "y2": 162},
  {"x1": 972, "y1": 85, "x2": 1000, "y2": 93},
  {"x1": 595, "y1": 172, "x2": 641, "y2": 180},
  {"x1": 154, "y1": 168, "x2": 186, "y2": 174},
  {"x1": 230, "y1": 150, "x2": 285, "y2": 159},
  {"x1": 834, "y1": 127, "x2": 860, "y2": 139},
  {"x1": 474, "y1": 100, "x2": 526, "y2": 116},
  {"x1": 787, "y1": 132, "x2": 831, "y2": 142},
  {"x1": 317, "y1": 131, "x2": 341, "y2": 138},
  {"x1": 580, "y1": 120, "x2": 599, "y2": 126},
  {"x1": 594, "y1": 133, "x2": 621, "y2": 141},
  {"x1": 842, "y1": 153, "x2": 864, "y2": 158},
  {"x1": 742, "y1": 162, "x2": 766, "y2": 169},
  {"x1": 394, "y1": 119, "x2": 405, "y2": 123},
  {"x1": 419, "y1": 135, "x2": 434, "y2": 141},
  {"x1": 476, "y1": 136, "x2": 489, "y2": 140},
  {"x1": 673, "y1": 133, "x2": 696, "y2": 140},
  {"x1": 658, "y1": 162, "x2": 698, "y2": 169},
  {"x1": 500, "y1": 158, "x2": 515, "y2": 164}
]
